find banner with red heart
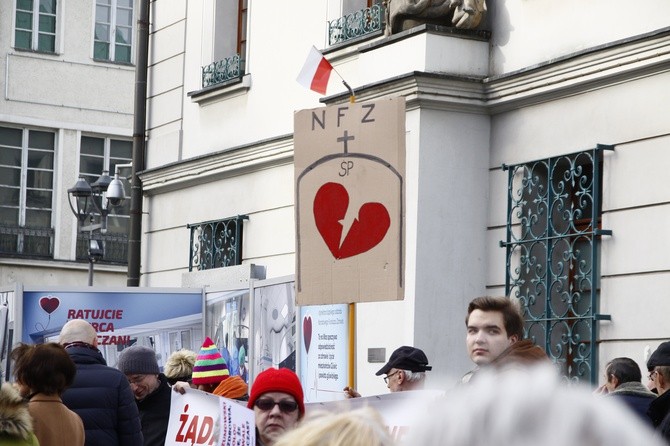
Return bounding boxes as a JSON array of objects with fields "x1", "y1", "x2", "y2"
[{"x1": 39, "y1": 296, "x2": 60, "y2": 315}]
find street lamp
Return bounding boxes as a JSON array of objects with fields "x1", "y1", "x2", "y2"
[{"x1": 68, "y1": 170, "x2": 126, "y2": 286}]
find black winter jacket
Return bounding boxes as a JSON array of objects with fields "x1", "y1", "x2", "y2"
[
  {"x1": 62, "y1": 344, "x2": 143, "y2": 446},
  {"x1": 136, "y1": 374, "x2": 172, "y2": 446}
]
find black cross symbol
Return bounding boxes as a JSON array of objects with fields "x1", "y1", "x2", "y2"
[{"x1": 337, "y1": 130, "x2": 355, "y2": 154}]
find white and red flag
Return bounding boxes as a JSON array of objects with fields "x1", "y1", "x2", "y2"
[{"x1": 296, "y1": 46, "x2": 334, "y2": 95}]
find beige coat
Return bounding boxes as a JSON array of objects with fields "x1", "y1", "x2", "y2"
[{"x1": 28, "y1": 393, "x2": 84, "y2": 446}]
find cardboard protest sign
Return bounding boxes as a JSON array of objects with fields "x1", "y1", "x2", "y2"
[
  {"x1": 294, "y1": 97, "x2": 406, "y2": 305},
  {"x1": 166, "y1": 387, "x2": 254, "y2": 446}
]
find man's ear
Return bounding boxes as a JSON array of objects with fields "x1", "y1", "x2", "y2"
[
  {"x1": 508, "y1": 334, "x2": 519, "y2": 344},
  {"x1": 608, "y1": 374, "x2": 619, "y2": 388},
  {"x1": 658, "y1": 371, "x2": 666, "y2": 389},
  {"x1": 397, "y1": 370, "x2": 406, "y2": 385}
]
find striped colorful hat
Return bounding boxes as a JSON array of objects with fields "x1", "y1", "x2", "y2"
[{"x1": 191, "y1": 337, "x2": 230, "y2": 385}]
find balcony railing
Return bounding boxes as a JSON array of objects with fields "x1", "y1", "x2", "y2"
[
  {"x1": 0, "y1": 225, "x2": 54, "y2": 258},
  {"x1": 188, "y1": 215, "x2": 248, "y2": 271},
  {"x1": 76, "y1": 232, "x2": 128, "y2": 264},
  {"x1": 328, "y1": 5, "x2": 384, "y2": 46},
  {"x1": 202, "y1": 54, "x2": 242, "y2": 88}
]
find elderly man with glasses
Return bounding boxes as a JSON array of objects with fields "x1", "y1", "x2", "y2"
[
  {"x1": 117, "y1": 345, "x2": 172, "y2": 446},
  {"x1": 344, "y1": 346, "x2": 432, "y2": 398},
  {"x1": 647, "y1": 341, "x2": 670, "y2": 443},
  {"x1": 247, "y1": 368, "x2": 304, "y2": 446}
]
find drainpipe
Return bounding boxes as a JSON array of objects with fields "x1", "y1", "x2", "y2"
[{"x1": 127, "y1": 0, "x2": 150, "y2": 286}]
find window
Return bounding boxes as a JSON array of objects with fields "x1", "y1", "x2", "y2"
[
  {"x1": 187, "y1": 215, "x2": 248, "y2": 271},
  {"x1": 76, "y1": 136, "x2": 131, "y2": 263},
  {"x1": 94, "y1": 0, "x2": 133, "y2": 63},
  {"x1": 0, "y1": 125, "x2": 55, "y2": 258},
  {"x1": 15, "y1": 0, "x2": 58, "y2": 53},
  {"x1": 501, "y1": 146, "x2": 613, "y2": 383},
  {"x1": 329, "y1": 0, "x2": 384, "y2": 46},
  {"x1": 202, "y1": 0, "x2": 248, "y2": 88}
]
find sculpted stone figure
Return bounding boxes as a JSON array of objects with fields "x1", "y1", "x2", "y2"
[{"x1": 386, "y1": 0, "x2": 487, "y2": 34}]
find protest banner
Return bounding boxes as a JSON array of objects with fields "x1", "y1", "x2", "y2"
[{"x1": 166, "y1": 387, "x2": 255, "y2": 446}]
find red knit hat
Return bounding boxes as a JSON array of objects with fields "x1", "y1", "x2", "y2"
[{"x1": 247, "y1": 368, "x2": 304, "y2": 416}]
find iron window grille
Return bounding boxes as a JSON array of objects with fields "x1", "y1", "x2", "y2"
[
  {"x1": 188, "y1": 215, "x2": 248, "y2": 271},
  {"x1": 501, "y1": 145, "x2": 613, "y2": 383},
  {"x1": 328, "y1": 3, "x2": 385, "y2": 47},
  {"x1": 76, "y1": 231, "x2": 128, "y2": 264}
]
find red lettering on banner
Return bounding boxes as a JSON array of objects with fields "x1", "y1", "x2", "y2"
[
  {"x1": 197, "y1": 416, "x2": 214, "y2": 444},
  {"x1": 176, "y1": 405, "x2": 189, "y2": 442},
  {"x1": 65, "y1": 309, "x2": 124, "y2": 320},
  {"x1": 184, "y1": 415, "x2": 198, "y2": 443}
]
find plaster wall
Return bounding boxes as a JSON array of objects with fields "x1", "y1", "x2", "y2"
[{"x1": 488, "y1": 0, "x2": 670, "y2": 75}]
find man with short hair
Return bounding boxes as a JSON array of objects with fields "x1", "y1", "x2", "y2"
[
  {"x1": 647, "y1": 341, "x2": 670, "y2": 442},
  {"x1": 463, "y1": 296, "x2": 547, "y2": 381},
  {"x1": 247, "y1": 368, "x2": 304, "y2": 446},
  {"x1": 59, "y1": 319, "x2": 143, "y2": 446},
  {"x1": 117, "y1": 344, "x2": 171, "y2": 446},
  {"x1": 343, "y1": 346, "x2": 432, "y2": 397},
  {"x1": 600, "y1": 357, "x2": 656, "y2": 424}
]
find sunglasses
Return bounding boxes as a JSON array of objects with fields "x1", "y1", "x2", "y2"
[{"x1": 254, "y1": 398, "x2": 299, "y2": 413}]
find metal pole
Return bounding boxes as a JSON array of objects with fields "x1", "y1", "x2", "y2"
[
  {"x1": 127, "y1": 0, "x2": 150, "y2": 286},
  {"x1": 88, "y1": 259, "x2": 94, "y2": 286}
]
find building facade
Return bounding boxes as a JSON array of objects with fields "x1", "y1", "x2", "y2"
[
  {"x1": 142, "y1": 0, "x2": 670, "y2": 394},
  {"x1": 0, "y1": 0, "x2": 138, "y2": 288}
]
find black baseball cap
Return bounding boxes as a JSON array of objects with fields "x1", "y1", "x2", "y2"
[
  {"x1": 648, "y1": 341, "x2": 670, "y2": 368},
  {"x1": 375, "y1": 346, "x2": 432, "y2": 376}
]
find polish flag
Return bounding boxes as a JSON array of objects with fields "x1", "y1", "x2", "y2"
[{"x1": 296, "y1": 46, "x2": 333, "y2": 95}]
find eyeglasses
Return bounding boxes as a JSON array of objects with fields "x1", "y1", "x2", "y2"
[
  {"x1": 127, "y1": 374, "x2": 152, "y2": 386},
  {"x1": 649, "y1": 370, "x2": 658, "y2": 381},
  {"x1": 254, "y1": 398, "x2": 299, "y2": 413},
  {"x1": 384, "y1": 370, "x2": 401, "y2": 384}
]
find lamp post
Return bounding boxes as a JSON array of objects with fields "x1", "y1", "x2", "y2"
[{"x1": 67, "y1": 170, "x2": 126, "y2": 286}]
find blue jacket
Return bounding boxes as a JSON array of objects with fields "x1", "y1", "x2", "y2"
[{"x1": 61, "y1": 344, "x2": 144, "y2": 446}]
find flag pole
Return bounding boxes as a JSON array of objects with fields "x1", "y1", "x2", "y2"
[{"x1": 332, "y1": 67, "x2": 355, "y2": 103}]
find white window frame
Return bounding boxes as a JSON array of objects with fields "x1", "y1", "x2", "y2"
[
  {"x1": 13, "y1": 0, "x2": 61, "y2": 53},
  {"x1": 92, "y1": 0, "x2": 135, "y2": 64}
]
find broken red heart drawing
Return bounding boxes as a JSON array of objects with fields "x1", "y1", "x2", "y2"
[
  {"x1": 303, "y1": 315, "x2": 312, "y2": 354},
  {"x1": 313, "y1": 182, "x2": 390, "y2": 259},
  {"x1": 39, "y1": 296, "x2": 60, "y2": 315}
]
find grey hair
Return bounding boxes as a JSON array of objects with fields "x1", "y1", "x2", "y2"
[
  {"x1": 401, "y1": 370, "x2": 426, "y2": 383},
  {"x1": 405, "y1": 364, "x2": 665, "y2": 446},
  {"x1": 59, "y1": 319, "x2": 97, "y2": 345}
]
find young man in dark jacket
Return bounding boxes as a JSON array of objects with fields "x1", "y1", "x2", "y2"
[{"x1": 59, "y1": 319, "x2": 143, "y2": 446}]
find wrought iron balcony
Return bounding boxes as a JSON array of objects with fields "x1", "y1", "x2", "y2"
[
  {"x1": 202, "y1": 54, "x2": 242, "y2": 88},
  {"x1": 188, "y1": 215, "x2": 248, "y2": 271},
  {"x1": 328, "y1": 4, "x2": 384, "y2": 46},
  {"x1": 76, "y1": 232, "x2": 128, "y2": 264},
  {"x1": 0, "y1": 225, "x2": 54, "y2": 258}
]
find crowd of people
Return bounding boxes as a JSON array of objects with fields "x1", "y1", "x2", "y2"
[{"x1": 0, "y1": 296, "x2": 668, "y2": 446}]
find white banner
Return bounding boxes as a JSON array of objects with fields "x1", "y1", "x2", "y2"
[
  {"x1": 165, "y1": 388, "x2": 255, "y2": 446},
  {"x1": 305, "y1": 390, "x2": 444, "y2": 442}
]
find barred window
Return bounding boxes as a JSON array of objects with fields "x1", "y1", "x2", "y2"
[
  {"x1": 0, "y1": 125, "x2": 55, "y2": 258},
  {"x1": 188, "y1": 215, "x2": 248, "y2": 271},
  {"x1": 202, "y1": 0, "x2": 248, "y2": 88},
  {"x1": 76, "y1": 135, "x2": 131, "y2": 264},
  {"x1": 502, "y1": 145, "x2": 613, "y2": 383}
]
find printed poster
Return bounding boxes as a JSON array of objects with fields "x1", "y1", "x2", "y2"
[{"x1": 299, "y1": 304, "x2": 349, "y2": 402}]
